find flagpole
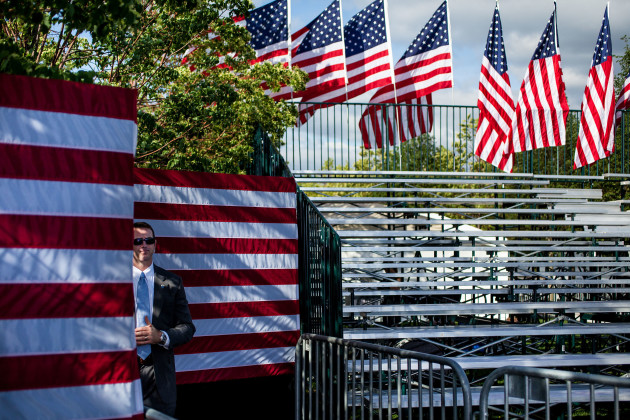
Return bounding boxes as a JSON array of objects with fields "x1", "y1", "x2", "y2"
[
  {"x1": 339, "y1": 0, "x2": 350, "y2": 103},
  {"x1": 447, "y1": 0, "x2": 455, "y2": 107},
  {"x1": 554, "y1": 0, "x2": 560, "y2": 175},
  {"x1": 287, "y1": 0, "x2": 294, "y2": 102},
  {"x1": 382, "y1": 0, "x2": 402, "y2": 167}
]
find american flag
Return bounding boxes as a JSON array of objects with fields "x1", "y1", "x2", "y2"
[
  {"x1": 292, "y1": 0, "x2": 346, "y2": 125},
  {"x1": 359, "y1": 0, "x2": 451, "y2": 149},
  {"x1": 0, "y1": 75, "x2": 142, "y2": 418},
  {"x1": 248, "y1": 0, "x2": 289, "y2": 65},
  {"x1": 615, "y1": 69, "x2": 630, "y2": 128},
  {"x1": 343, "y1": 0, "x2": 393, "y2": 101},
  {"x1": 509, "y1": 8, "x2": 569, "y2": 154},
  {"x1": 573, "y1": 6, "x2": 615, "y2": 169},
  {"x1": 474, "y1": 4, "x2": 515, "y2": 173},
  {"x1": 182, "y1": 1, "x2": 291, "y2": 99},
  {"x1": 247, "y1": 0, "x2": 294, "y2": 100},
  {"x1": 134, "y1": 169, "x2": 299, "y2": 383}
]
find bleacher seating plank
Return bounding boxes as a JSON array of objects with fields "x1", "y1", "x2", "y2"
[
  {"x1": 343, "y1": 323, "x2": 630, "y2": 340},
  {"x1": 343, "y1": 300, "x2": 630, "y2": 316}
]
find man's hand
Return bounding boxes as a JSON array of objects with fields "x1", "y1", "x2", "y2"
[{"x1": 135, "y1": 315, "x2": 162, "y2": 345}]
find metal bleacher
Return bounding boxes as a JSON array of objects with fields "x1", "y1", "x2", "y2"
[{"x1": 294, "y1": 170, "x2": 630, "y2": 387}]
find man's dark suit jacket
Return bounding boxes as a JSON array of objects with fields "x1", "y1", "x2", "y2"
[{"x1": 150, "y1": 265, "x2": 196, "y2": 407}]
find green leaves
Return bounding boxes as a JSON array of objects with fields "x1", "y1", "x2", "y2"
[{"x1": 2, "y1": 0, "x2": 307, "y2": 174}]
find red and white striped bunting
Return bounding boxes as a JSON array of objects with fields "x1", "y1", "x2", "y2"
[
  {"x1": 134, "y1": 168, "x2": 299, "y2": 384},
  {"x1": 0, "y1": 74, "x2": 141, "y2": 419}
]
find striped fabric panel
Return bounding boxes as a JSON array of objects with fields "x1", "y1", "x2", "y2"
[
  {"x1": 134, "y1": 168, "x2": 299, "y2": 384},
  {"x1": 0, "y1": 74, "x2": 142, "y2": 419}
]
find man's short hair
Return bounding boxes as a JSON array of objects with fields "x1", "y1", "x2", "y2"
[{"x1": 134, "y1": 221, "x2": 156, "y2": 238}]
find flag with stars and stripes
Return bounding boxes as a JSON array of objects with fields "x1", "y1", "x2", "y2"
[
  {"x1": 247, "y1": 0, "x2": 289, "y2": 66},
  {"x1": 247, "y1": 0, "x2": 294, "y2": 100},
  {"x1": 359, "y1": 0, "x2": 452, "y2": 149},
  {"x1": 573, "y1": 6, "x2": 615, "y2": 169},
  {"x1": 343, "y1": 0, "x2": 393, "y2": 101},
  {"x1": 292, "y1": 0, "x2": 347, "y2": 125},
  {"x1": 615, "y1": 69, "x2": 630, "y2": 128},
  {"x1": 182, "y1": 1, "x2": 291, "y2": 99},
  {"x1": 474, "y1": 4, "x2": 515, "y2": 173},
  {"x1": 508, "y1": 7, "x2": 569, "y2": 154}
]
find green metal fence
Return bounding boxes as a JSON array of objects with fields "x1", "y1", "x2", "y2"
[
  {"x1": 248, "y1": 127, "x2": 343, "y2": 337},
  {"x1": 282, "y1": 102, "x2": 630, "y2": 175}
]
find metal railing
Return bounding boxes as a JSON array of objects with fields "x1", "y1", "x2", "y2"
[
  {"x1": 295, "y1": 334, "x2": 472, "y2": 420},
  {"x1": 282, "y1": 102, "x2": 630, "y2": 176},
  {"x1": 478, "y1": 366, "x2": 630, "y2": 420},
  {"x1": 248, "y1": 127, "x2": 343, "y2": 336}
]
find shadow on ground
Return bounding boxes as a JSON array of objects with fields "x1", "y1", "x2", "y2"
[{"x1": 176, "y1": 374, "x2": 294, "y2": 419}]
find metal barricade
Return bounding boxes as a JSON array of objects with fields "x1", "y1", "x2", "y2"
[
  {"x1": 478, "y1": 366, "x2": 630, "y2": 420},
  {"x1": 295, "y1": 334, "x2": 472, "y2": 420}
]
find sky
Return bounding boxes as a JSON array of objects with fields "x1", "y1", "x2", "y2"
[{"x1": 251, "y1": 0, "x2": 630, "y2": 110}]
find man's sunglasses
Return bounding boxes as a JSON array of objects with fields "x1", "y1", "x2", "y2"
[{"x1": 134, "y1": 237, "x2": 156, "y2": 246}]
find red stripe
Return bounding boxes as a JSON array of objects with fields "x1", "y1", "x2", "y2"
[
  {"x1": 347, "y1": 63, "x2": 391, "y2": 84},
  {"x1": 134, "y1": 168, "x2": 296, "y2": 193},
  {"x1": 158, "y1": 237, "x2": 297, "y2": 254},
  {"x1": 293, "y1": 49, "x2": 344, "y2": 69},
  {"x1": 346, "y1": 49, "x2": 390, "y2": 71},
  {"x1": 177, "y1": 363, "x2": 294, "y2": 384},
  {"x1": 175, "y1": 269, "x2": 297, "y2": 287},
  {"x1": 254, "y1": 49, "x2": 289, "y2": 63},
  {"x1": 0, "y1": 143, "x2": 133, "y2": 185},
  {"x1": 0, "y1": 283, "x2": 133, "y2": 319},
  {"x1": 189, "y1": 300, "x2": 299, "y2": 319},
  {"x1": 395, "y1": 52, "x2": 452, "y2": 76},
  {"x1": 134, "y1": 202, "x2": 296, "y2": 223},
  {"x1": 176, "y1": 330, "x2": 300, "y2": 354},
  {"x1": 0, "y1": 215, "x2": 132, "y2": 250},
  {"x1": 0, "y1": 350, "x2": 138, "y2": 391},
  {"x1": 0, "y1": 74, "x2": 137, "y2": 122}
]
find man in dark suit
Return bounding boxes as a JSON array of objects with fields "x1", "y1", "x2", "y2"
[{"x1": 133, "y1": 221, "x2": 196, "y2": 416}]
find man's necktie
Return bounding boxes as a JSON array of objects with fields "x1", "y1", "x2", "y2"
[{"x1": 136, "y1": 272, "x2": 151, "y2": 359}]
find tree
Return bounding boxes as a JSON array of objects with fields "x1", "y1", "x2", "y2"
[{"x1": 0, "y1": 0, "x2": 307, "y2": 173}]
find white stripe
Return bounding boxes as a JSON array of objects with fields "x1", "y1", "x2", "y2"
[
  {"x1": 0, "y1": 107, "x2": 137, "y2": 154},
  {"x1": 293, "y1": 42, "x2": 345, "y2": 70},
  {"x1": 176, "y1": 346, "x2": 294, "y2": 371},
  {"x1": 0, "y1": 249, "x2": 131, "y2": 283},
  {"x1": 0, "y1": 317, "x2": 135, "y2": 357},
  {"x1": 154, "y1": 253, "x2": 298, "y2": 271},
  {"x1": 397, "y1": 45, "x2": 451, "y2": 69},
  {"x1": 255, "y1": 41, "x2": 289, "y2": 60},
  {"x1": 347, "y1": 70, "x2": 391, "y2": 93},
  {"x1": 480, "y1": 58, "x2": 513, "y2": 102},
  {"x1": 0, "y1": 380, "x2": 143, "y2": 419},
  {"x1": 186, "y1": 284, "x2": 298, "y2": 304},
  {"x1": 346, "y1": 45, "x2": 390, "y2": 76},
  {"x1": 145, "y1": 219, "x2": 297, "y2": 239},
  {"x1": 397, "y1": 56, "x2": 452, "y2": 82},
  {"x1": 297, "y1": 57, "x2": 346, "y2": 81},
  {"x1": 474, "y1": 118, "x2": 491, "y2": 160},
  {"x1": 193, "y1": 315, "x2": 300, "y2": 336},
  {"x1": 617, "y1": 81, "x2": 630, "y2": 107},
  {"x1": 134, "y1": 184, "x2": 296, "y2": 208},
  {"x1": 0, "y1": 179, "x2": 134, "y2": 218},
  {"x1": 523, "y1": 64, "x2": 541, "y2": 149},
  {"x1": 532, "y1": 60, "x2": 551, "y2": 149},
  {"x1": 395, "y1": 72, "x2": 453, "y2": 98}
]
